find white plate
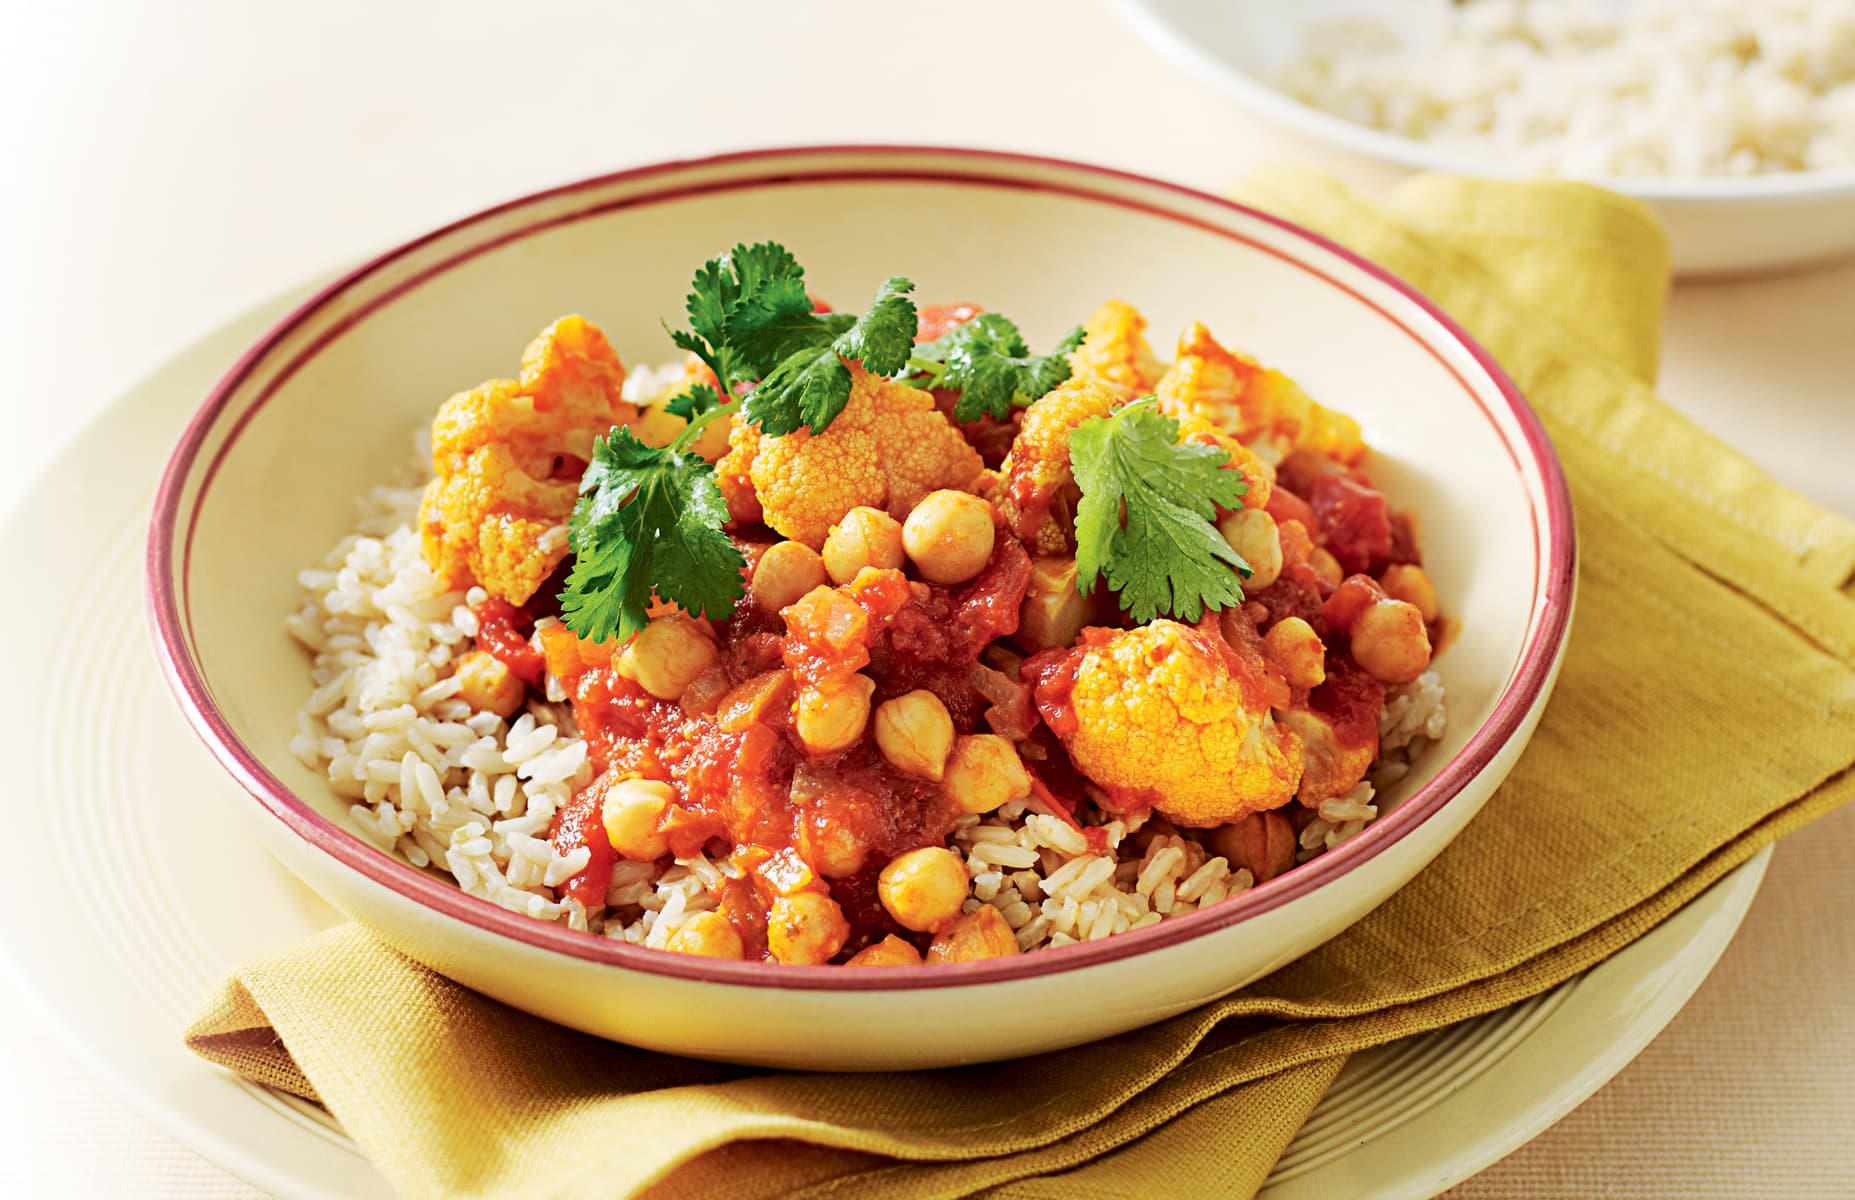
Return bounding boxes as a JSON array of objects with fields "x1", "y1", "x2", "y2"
[{"x1": 0, "y1": 286, "x2": 1767, "y2": 1198}]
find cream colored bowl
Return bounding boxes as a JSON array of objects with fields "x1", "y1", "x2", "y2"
[{"x1": 148, "y1": 146, "x2": 1575, "y2": 1071}]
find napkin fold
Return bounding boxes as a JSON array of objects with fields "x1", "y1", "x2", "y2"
[{"x1": 186, "y1": 170, "x2": 1855, "y2": 1200}]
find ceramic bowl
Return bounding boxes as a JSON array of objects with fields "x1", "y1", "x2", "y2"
[
  {"x1": 1111, "y1": 0, "x2": 1855, "y2": 277},
  {"x1": 147, "y1": 145, "x2": 1575, "y2": 1071}
]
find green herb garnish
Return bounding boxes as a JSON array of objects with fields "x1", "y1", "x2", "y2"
[
  {"x1": 905, "y1": 313, "x2": 1085, "y2": 422},
  {"x1": 735, "y1": 276, "x2": 918, "y2": 436},
  {"x1": 1070, "y1": 397, "x2": 1249, "y2": 623},
  {"x1": 558, "y1": 426, "x2": 745, "y2": 645}
]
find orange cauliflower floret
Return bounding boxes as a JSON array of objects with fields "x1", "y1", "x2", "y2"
[
  {"x1": 1174, "y1": 412, "x2": 1275, "y2": 513},
  {"x1": 419, "y1": 315, "x2": 639, "y2": 604},
  {"x1": 1156, "y1": 322, "x2": 1365, "y2": 466},
  {"x1": 716, "y1": 363, "x2": 983, "y2": 547},
  {"x1": 1067, "y1": 301, "x2": 1165, "y2": 400},
  {"x1": 1064, "y1": 621, "x2": 1303, "y2": 827},
  {"x1": 998, "y1": 379, "x2": 1120, "y2": 555}
]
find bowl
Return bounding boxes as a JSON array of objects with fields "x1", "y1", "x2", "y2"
[
  {"x1": 1110, "y1": 0, "x2": 1855, "y2": 277},
  {"x1": 147, "y1": 145, "x2": 1575, "y2": 1071}
]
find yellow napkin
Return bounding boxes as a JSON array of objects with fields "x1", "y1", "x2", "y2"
[{"x1": 186, "y1": 171, "x2": 1855, "y2": 1199}]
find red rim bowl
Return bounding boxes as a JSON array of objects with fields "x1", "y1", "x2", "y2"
[{"x1": 146, "y1": 144, "x2": 1576, "y2": 991}]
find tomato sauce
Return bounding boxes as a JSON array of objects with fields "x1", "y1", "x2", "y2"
[
  {"x1": 470, "y1": 598, "x2": 547, "y2": 686},
  {"x1": 1205, "y1": 612, "x2": 1291, "y2": 711},
  {"x1": 1264, "y1": 486, "x2": 1318, "y2": 534},
  {"x1": 915, "y1": 303, "x2": 982, "y2": 343},
  {"x1": 1021, "y1": 627, "x2": 1116, "y2": 738},
  {"x1": 549, "y1": 779, "x2": 616, "y2": 909},
  {"x1": 1306, "y1": 654, "x2": 1385, "y2": 757},
  {"x1": 1307, "y1": 474, "x2": 1392, "y2": 576},
  {"x1": 1321, "y1": 574, "x2": 1387, "y2": 635}
]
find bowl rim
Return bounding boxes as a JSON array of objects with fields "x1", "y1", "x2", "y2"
[
  {"x1": 146, "y1": 143, "x2": 1576, "y2": 992},
  {"x1": 1108, "y1": 0, "x2": 1855, "y2": 204}
]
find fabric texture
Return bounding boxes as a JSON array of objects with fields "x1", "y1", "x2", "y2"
[{"x1": 184, "y1": 170, "x2": 1855, "y2": 1200}]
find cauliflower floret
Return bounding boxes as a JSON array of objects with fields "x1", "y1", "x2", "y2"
[
  {"x1": 1156, "y1": 322, "x2": 1365, "y2": 466},
  {"x1": 716, "y1": 418, "x2": 766, "y2": 526},
  {"x1": 1274, "y1": 657, "x2": 1385, "y2": 805},
  {"x1": 419, "y1": 315, "x2": 639, "y2": 604},
  {"x1": 1067, "y1": 300, "x2": 1165, "y2": 400},
  {"x1": 1063, "y1": 621, "x2": 1303, "y2": 827},
  {"x1": 716, "y1": 363, "x2": 983, "y2": 547},
  {"x1": 997, "y1": 379, "x2": 1120, "y2": 555},
  {"x1": 1174, "y1": 411, "x2": 1275, "y2": 513}
]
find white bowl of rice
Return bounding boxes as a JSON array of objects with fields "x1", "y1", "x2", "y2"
[
  {"x1": 147, "y1": 146, "x2": 1575, "y2": 1070},
  {"x1": 1112, "y1": 0, "x2": 1855, "y2": 275}
]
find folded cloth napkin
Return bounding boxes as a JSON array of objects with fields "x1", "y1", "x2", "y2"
[{"x1": 185, "y1": 170, "x2": 1855, "y2": 1200}]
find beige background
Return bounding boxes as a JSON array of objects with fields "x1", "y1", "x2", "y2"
[{"x1": 1, "y1": 0, "x2": 1850, "y2": 1194}]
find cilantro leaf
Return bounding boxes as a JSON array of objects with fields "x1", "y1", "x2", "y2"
[
  {"x1": 678, "y1": 242, "x2": 809, "y2": 390},
  {"x1": 913, "y1": 314, "x2": 1086, "y2": 422},
  {"x1": 737, "y1": 276, "x2": 917, "y2": 436},
  {"x1": 728, "y1": 281, "x2": 854, "y2": 376},
  {"x1": 664, "y1": 382, "x2": 723, "y2": 422},
  {"x1": 724, "y1": 241, "x2": 803, "y2": 300},
  {"x1": 559, "y1": 428, "x2": 746, "y2": 644},
  {"x1": 1070, "y1": 398, "x2": 1250, "y2": 624},
  {"x1": 741, "y1": 352, "x2": 853, "y2": 437},
  {"x1": 835, "y1": 276, "x2": 919, "y2": 376}
]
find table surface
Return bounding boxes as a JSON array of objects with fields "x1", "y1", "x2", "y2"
[{"x1": 3, "y1": 2, "x2": 1851, "y2": 1195}]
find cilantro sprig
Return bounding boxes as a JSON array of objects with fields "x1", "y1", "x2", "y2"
[
  {"x1": 736, "y1": 276, "x2": 919, "y2": 436},
  {"x1": 1070, "y1": 397, "x2": 1250, "y2": 624},
  {"x1": 669, "y1": 242, "x2": 826, "y2": 404},
  {"x1": 905, "y1": 313, "x2": 1086, "y2": 423},
  {"x1": 559, "y1": 423, "x2": 746, "y2": 645}
]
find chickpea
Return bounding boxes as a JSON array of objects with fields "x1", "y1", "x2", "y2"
[
  {"x1": 926, "y1": 905, "x2": 1019, "y2": 964},
  {"x1": 766, "y1": 890, "x2": 850, "y2": 965},
  {"x1": 616, "y1": 615, "x2": 718, "y2": 701},
  {"x1": 1205, "y1": 810, "x2": 1298, "y2": 884},
  {"x1": 636, "y1": 400, "x2": 731, "y2": 461},
  {"x1": 1218, "y1": 508, "x2": 1283, "y2": 592},
  {"x1": 600, "y1": 777, "x2": 674, "y2": 861},
  {"x1": 1017, "y1": 557, "x2": 1092, "y2": 652},
  {"x1": 1379, "y1": 563, "x2": 1439, "y2": 624},
  {"x1": 664, "y1": 910, "x2": 744, "y2": 960},
  {"x1": 873, "y1": 690, "x2": 955, "y2": 781},
  {"x1": 1351, "y1": 598, "x2": 1433, "y2": 684},
  {"x1": 822, "y1": 507, "x2": 905, "y2": 585},
  {"x1": 794, "y1": 674, "x2": 876, "y2": 755},
  {"x1": 877, "y1": 846, "x2": 971, "y2": 933},
  {"x1": 1264, "y1": 617, "x2": 1326, "y2": 690},
  {"x1": 454, "y1": 650, "x2": 525, "y2": 719},
  {"x1": 754, "y1": 541, "x2": 827, "y2": 614},
  {"x1": 942, "y1": 734, "x2": 1032, "y2": 814},
  {"x1": 634, "y1": 403, "x2": 685, "y2": 451},
  {"x1": 845, "y1": 934, "x2": 924, "y2": 967},
  {"x1": 800, "y1": 814, "x2": 870, "y2": 879},
  {"x1": 902, "y1": 490, "x2": 996, "y2": 585},
  {"x1": 1308, "y1": 546, "x2": 1344, "y2": 588}
]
